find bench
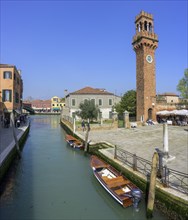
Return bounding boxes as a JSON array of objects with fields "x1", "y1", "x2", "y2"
[
  {"x1": 114, "y1": 186, "x2": 131, "y2": 195},
  {"x1": 102, "y1": 176, "x2": 124, "y2": 183},
  {"x1": 108, "y1": 179, "x2": 130, "y2": 188}
]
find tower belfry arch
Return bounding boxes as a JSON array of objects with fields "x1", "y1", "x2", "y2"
[{"x1": 132, "y1": 11, "x2": 158, "y2": 122}]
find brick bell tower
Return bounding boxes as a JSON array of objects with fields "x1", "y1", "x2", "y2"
[{"x1": 132, "y1": 11, "x2": 158, "y2": 122}]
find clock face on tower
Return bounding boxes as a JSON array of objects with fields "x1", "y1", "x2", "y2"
[{"x1": 146, "y1": 55, "x2": 153, "y2": 63}]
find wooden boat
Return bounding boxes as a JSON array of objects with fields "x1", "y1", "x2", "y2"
[
  {"x1": 65, "y1": 134, "x2": 84, "y2": 150},
  {"x1": 90, "y1": 155, "x2": 142, "y2": 209}
]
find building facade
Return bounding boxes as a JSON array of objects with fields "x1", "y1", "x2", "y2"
[
  {"x1": 0, "y1": 64, "x2": 23, "y2": 120},
  {"x1": 132, "y1": 11, "x2": 158, "y2": 122},
  {"x1": 51, "y1": 96, "x2": 65, "y2": 112},
  {"x1": 156, "y1": 93, "x2": 179, "y2": 104},
  {"x1": 63, "y1": 87, "x2": 121, "y2": 119}
]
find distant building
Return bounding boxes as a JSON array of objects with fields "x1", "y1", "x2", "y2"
[
  {"x1": 51, "y1": 96, "x2": 65, "y2": 112},
  {"x1": 156, "y1": 93, "x2": 179, "y2": 104},
  {"x1": 155, "y1": 93, "x2": 187, "y2": 112},
  {"x1": 0, "y1": 64, "x2": 23, "y2": 120},
  {"x1": 62, "y1": 86, "x2": 121, "y2": 119},
  {"x1": 30, "y1": 99, "x2": 51, "y2": 112}
]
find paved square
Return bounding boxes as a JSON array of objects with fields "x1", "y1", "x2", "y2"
[{"x1": 86, "y1": 124, "x2": 188, "y2": 174}]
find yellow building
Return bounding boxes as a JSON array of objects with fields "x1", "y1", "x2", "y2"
[
  {"x1": 0, "y1": 64, "x2": 23, "y2": 121},
  {"x1": 51, "y1": 96, "x2": 65, "y2": 112}
]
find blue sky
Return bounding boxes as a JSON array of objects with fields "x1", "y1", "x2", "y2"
[{"x1": 1, "y1": 0, "x2": 187, "y2": 100}]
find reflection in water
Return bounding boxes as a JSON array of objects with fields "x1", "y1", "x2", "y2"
[{"x1": 0, "y1": 115, "x2": 167, "y2": 220}]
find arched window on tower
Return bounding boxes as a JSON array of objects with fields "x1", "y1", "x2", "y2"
[
  {"x1": 137, "y1": 24, "x2": 140, "y2": 32},
  {"x1": 144, "y1": 21, "x2": 147, "y2": 31},
  {"x1": 149, "y1": 22, "x2": 153, "y2": 33},
  {"x1": 139, "y1": 22, "x2": 142, "y2": 31}
]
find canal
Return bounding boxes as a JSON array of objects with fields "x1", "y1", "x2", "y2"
[{"x1": 0, "y1": 115, "x2": 167, "y2": 220}]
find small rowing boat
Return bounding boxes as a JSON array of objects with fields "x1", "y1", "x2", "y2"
[
  {"x1": 90, "y1": 155, "x2": 142, "y2": 209},
  {"x1": 65, "y1": 134, "x2": 84, "y2": 150}
]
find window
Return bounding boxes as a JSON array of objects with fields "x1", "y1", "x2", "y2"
[
  {"x1": 14, "y1": 73, "x2": 16, "y2": 80},
  {"x1": 3, "y1": 71, "x2": 12, "y2": 79},
  {"x1": 2, "y1": 90, "x2": 12, "y2": 102},
  {"x1": 91, "y1": 99, "x2": 95, "y2": 105},
  {"x1": 72, "y1": 99, "x2": 76, "y2": 106},
  {"x1": 15, "y1": 92, "x2": 19, "y2": 103},
  {"x1": 109, "y1": 99, "x2": 113, "y2": 106},
  {"x1": 99, "y1": 99, "x2": 102, "y2": 106}
]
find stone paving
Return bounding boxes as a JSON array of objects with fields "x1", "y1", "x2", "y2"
[
  {"x1": 79, "y1": 124, "x2": 188, "y2": 174},
  {"x1": 0, "y1": 121, "x2": 29, "y2": 166}
]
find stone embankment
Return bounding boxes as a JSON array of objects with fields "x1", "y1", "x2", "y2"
[
  {"x1": 61, "y1": 118, "x2": 188, "y2": 220},
  {"x1": 0, "y1": 121, "x2": 30, "y2": 182}
]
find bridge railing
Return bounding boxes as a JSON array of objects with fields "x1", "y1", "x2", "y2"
[{"x1": 115, "y1": 146, "x2": 188, "y2": 195}]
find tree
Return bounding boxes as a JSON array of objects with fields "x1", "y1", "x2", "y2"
[
  {"x1": 77, "y1": 99, "x2": 99, "y2": 122},
  {"x1": 115, "y1": 90, "x2": 136, "y2": 116},
  {"x1": 76, "y1": 99, "x2": 99, "y2": 152},
  {"x1": 177, "y1": 69, "x2": 188, "y2": 99}
]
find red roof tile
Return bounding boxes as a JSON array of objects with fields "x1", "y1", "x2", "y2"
[
  {"x1": 158, "y1": 93, "x2": 179, "y2": 97},
  {"x1": 70, "y1": 87, "x2": 113, "y2": 95}
]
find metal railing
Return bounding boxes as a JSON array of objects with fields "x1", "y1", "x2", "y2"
[
  {"x1": 161, "y1": 166, "x2": 188, "y2": 194},
  {"x1": 115, "y1": 146, "x2": 188, "y2": 195}
]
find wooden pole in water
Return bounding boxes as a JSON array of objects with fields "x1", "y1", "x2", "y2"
[
  {"x1": 84, "y1": 121, "x2": 90, "y2": 152},
  {"x1": 147, "y1": 152, "x2": 159, "y2": 218},
  {"x1": 10, "y1": 111, "x2": 21, "y2": 159}
]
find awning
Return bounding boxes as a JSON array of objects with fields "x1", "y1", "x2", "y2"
[
  {"x1": 157, "y1": 110, "x2": 188, "y2": 116},
  {"x1": 53, "y1": 108, "x2": 60, "y2": 111}
]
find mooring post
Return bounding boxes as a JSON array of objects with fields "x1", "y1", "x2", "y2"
[
  {"x1": 162, "y1": 165, "x2": 169, "y2": 187},
  {"x1": 73, "y1": 117, "x2": 76, "y2": 134},
  {"x1": 114, "y1": 145, "x2": 117, "y2": 159},
  {"x1": 84, "y1": 122, "x2": 90, "y2": 152},
  {"x1": 155, "y1": 148, "x2": 164, "y2": 178},
  {"x1": 10, "y1": 111, "x2": 21, "y2": 159},
  {"x1": 146, "y1": 152, "x2": 159, "y2": 218}
]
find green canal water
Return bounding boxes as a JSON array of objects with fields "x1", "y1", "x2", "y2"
[{"x1": 0, "y1": 115, "x2": 167, "y2": 220}]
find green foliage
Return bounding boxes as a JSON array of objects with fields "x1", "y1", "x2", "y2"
[
  {"x1": 77, "y1": 99, "x2": 99, "y2": 121},
  {"x1": 115, "y1": 90, "x2": 136, "y2": 116},
  {"x1": 177, "y1": 69, "x2": 188, "y2": 98}
]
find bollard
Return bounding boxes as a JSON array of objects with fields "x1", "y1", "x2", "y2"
[
  {"x1": 163, "y1": 123, "x2": 169, "y2": 157},
  {"x1": 146, "y1": 152, "x2": 159, "y2": 218}
]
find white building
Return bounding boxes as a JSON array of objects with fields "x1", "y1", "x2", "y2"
[{"x1": 62, "y1": 86, "x2": 121, "y2": 119}]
